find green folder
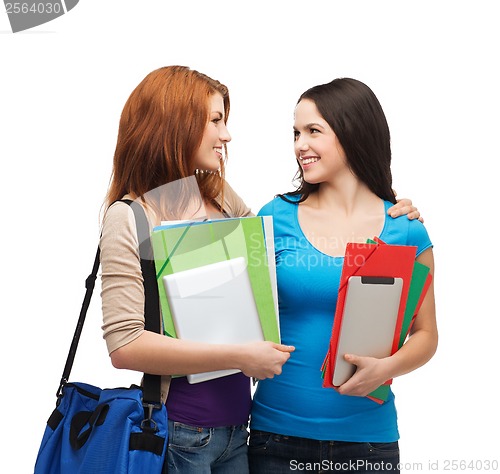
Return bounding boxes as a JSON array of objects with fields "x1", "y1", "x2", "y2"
[
  {"x1": 397, "y1": 261, "x2": 430, "y2": 348},
  {"x1": 151, "y1": 216, "x2": 280, "y2": 343}
]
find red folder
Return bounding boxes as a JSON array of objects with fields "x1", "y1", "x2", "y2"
[{"x1": 322, "y1": 241, "x2": 417, "y2": 390}]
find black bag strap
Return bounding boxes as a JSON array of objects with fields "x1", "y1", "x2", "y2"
[
  {"x1": 124, "y1": 200, "x2": 162, "y2": 405},
  {"x1": 57, "y1": 199, "x2": 162, "y2": 406},
  {"x1": 57, "y1": 247, "x2": 100, "y2": 397}
]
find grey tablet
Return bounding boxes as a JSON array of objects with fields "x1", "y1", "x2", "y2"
[
  {"x1": 332, "y1": 276, "x2": 403, "y2": 387},
  {"x1": 163, "y1": 257, "x2": 264, "y2": 383}
]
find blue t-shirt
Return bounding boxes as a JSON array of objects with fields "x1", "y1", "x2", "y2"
[{"x1": 250, "y1": 195, "x2": 433, "y2": 442}]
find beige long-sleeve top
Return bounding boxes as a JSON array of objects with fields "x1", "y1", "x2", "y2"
[{"x1": 100, "y1": 182, "x2": 252, "y2": 399}]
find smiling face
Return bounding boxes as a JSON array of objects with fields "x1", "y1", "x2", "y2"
[
  {"x1": 293, "y1": 98, "x2": 350, "y2": 185},
  {"x1": 192, "y1": 93, "x2": 231, "y2": 173}
]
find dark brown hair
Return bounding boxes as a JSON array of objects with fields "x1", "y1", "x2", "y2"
[{"x1": 283, "y1": 77, "x2": 396, "y2": 204}]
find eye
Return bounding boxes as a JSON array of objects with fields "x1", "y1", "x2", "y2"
[
  {"x1": 310, "y1": 127, "x2": 320, "y2": 134},
  {"x1": 293, "y1": 130, "x2": 300, "y2": 141}
]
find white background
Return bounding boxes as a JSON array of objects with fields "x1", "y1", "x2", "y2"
[{"x1": 1, "y1": 1, "x2": 499, "y2": 472}]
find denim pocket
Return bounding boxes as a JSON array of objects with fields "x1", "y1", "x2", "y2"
[
  {"x1": 168, "y1": 421, "x2": 212, "y2": 450},
  {"x1": 248, "y1": 430, "x2": 274, "y2": 452},
  {"x1": 367, "y1": 441, "x2": 399, "y2": 454},
  {"x1": 234, "y1": 425, "x2": 250, "y2": 446}
]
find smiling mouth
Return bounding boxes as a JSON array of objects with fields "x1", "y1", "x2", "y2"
[{"x1": 300, "y1": 157, "x2": 320, "y2": 165}]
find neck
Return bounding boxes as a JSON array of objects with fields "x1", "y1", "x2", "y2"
[{"x1": 309, "y1": 178, "x2": 378, "y2": 216}]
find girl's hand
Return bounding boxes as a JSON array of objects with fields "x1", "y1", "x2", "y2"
[
  {"x1": 387, "y1": 197, "x2": 423, "y2": 223},
  {"x1": 336, "y1": 353, "x2": 392, "y2": 397},
  {"x1": 239, "y1": 341, "x2": 295, "y2": 380}
]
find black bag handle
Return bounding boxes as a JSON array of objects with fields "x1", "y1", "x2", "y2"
[
  {"x1": 57, "y1": 200, "x2": 161, "y2": 405},
  {"x1": 69, "y1": 402, "x2": 110, "y2": 450}
]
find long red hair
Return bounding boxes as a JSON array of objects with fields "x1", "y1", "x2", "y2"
[{"x1": 105, "y1": 66, "x2": 230, "y2": 217}]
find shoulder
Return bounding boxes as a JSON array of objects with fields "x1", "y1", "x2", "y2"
[
  {"x1": 101, "y1": 200, "x2": 139, "y2": 251},
  {"x1": 257, "y1": 198, "x2": 277, "y2": 216},
  {"x1": 406, "y1": 218, "x2": 433, "y2": 256},
  {"x1": 384, "y1": 201, "x2": 432, "y2": 256},
  {"x1": 221, "y1": 181, "x2": 252, "y2": 217},
  {"x1": 102, "y1": 200, "x2": 136, "y2": 232},
  {"x1": 258, "y1": 194, "x2": 299, "y2": 217}
]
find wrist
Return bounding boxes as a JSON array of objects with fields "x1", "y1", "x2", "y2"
[
  {"x1": 217, "y1": 343, "x2": 246, "y2": 371},
  {"x1": 382, "y1": 354, "x2": 400, "y2": 381}
]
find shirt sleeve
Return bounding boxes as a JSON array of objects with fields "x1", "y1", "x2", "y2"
[
  {"x1": 100, "y1": 201, "x2": 145, "y2": 354},
  {"x1": 407, "y1": 219, "x2": 433, "y2": 257}
]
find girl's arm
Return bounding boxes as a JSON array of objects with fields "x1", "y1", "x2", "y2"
[
  {"x1": 110, "y1": 332, "x2": 293, "y2": 380},
  {"x1": 337, "y1": 247, "x2": 437, "y2": 397},
  {"x1": 101, "y1": 201, "x2": 293, "y2": 381}
]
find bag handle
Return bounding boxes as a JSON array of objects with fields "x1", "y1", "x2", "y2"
[{"x1": 57, "y1": 200, "x2": 161, "y2": 405}]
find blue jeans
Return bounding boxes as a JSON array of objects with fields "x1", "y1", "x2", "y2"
[
  {"x1": 248, "y1": 430, "x2": 400, "y2": 473},
  {"x1": 167, "y1": 420, "x2": 249, "y2": 473}
]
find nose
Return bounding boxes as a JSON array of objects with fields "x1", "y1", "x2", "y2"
[
  {"x1": 294, "y1": 134, "x2": 308, "y2": 152},
  {"x1": 220, "y1": 123, "x2": 231, "y2": 143}
]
